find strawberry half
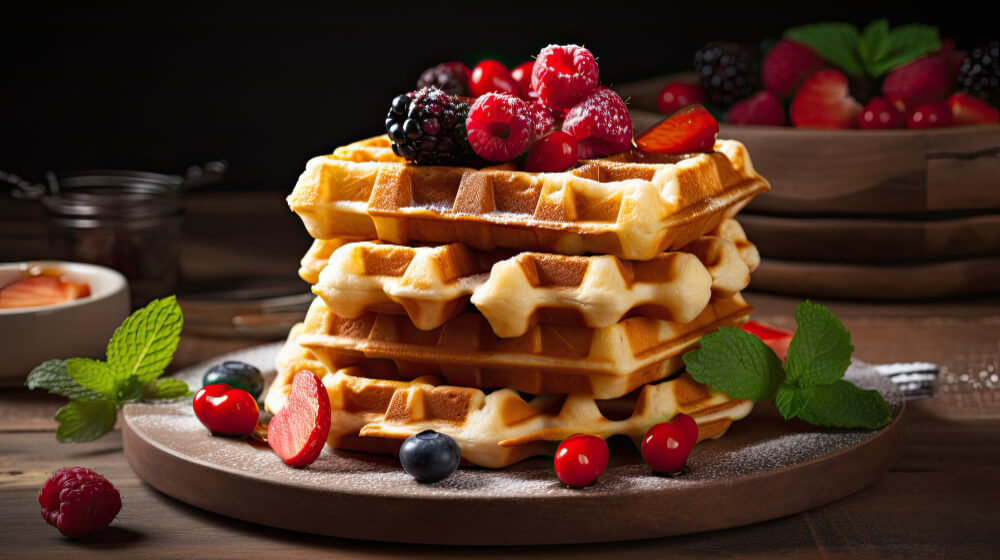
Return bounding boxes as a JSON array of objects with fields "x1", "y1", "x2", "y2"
[
  {"x1": 790, "y1": 69, "x2": 862, "y2": 129},
  {"x1": 267, "y1": 371, "x2": 331, "y2": 467},
  {"x1": 741, "y1": 320, "x2": 794, "y2": 361},
  {"x1": 636, "y1": 104, "x2": 718, "y2": 154},
  {"x1": 949, "y1": 92, "x2": 999, "y2": 125}
]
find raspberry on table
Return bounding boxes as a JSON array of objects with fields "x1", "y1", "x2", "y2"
[
  {"x1": 562, "y1": 86, "x2": 633, "y2": 159},
  {"x1": 466, "y1": 92, "x2": 535, "y2": 162},
  {"x1": 38, "y1": 466, "x2": 122, "y2": 539},
  {"x1": 531, "y1": 44, "x2": 599, "y2": 111}
]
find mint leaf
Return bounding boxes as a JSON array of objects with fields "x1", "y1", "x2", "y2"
[
  {"x1": 785, "y1": 301, "x2": 853, "y2": 387},
  {"x1": 117, "y1": 375, "x2": 146, "y2": 404},
  {"x1": 794, "y1": 380, "x2": 892, "y2": 429},
  {"x1": 107, "y1": 296, "x2": 183, "y2": 385},
  {"x1": 142, "y1": 378, "x2": 191, "y2": 400},
  {"x1": 871, "y1": 24, "x2": 940, "y2": 76},
  {"x1": 683, "y1": 326, "x2": 785, "y2": 401},
  {"x1": 26, "y1": 360, "x2": 105, "y2": 400},
  {"x1": 55, "y1": 399, "x2": 118, "y2": 442},
  {"x1": 786, "y1": 23, "x2": 865, "y2": 76},
  {"x1": 858, "y1": 19, "x2": 891, "y2": 76},
  {"x1": 774, "y1": 383, "x2": 808, "y2": 419},
  {"x1": 65, "y1": 358, "x2": 117, "y2": 399}
]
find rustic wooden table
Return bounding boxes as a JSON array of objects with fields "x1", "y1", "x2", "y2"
[{"x1": 2, "y1": 192, "x2": 999, "y2": 558}]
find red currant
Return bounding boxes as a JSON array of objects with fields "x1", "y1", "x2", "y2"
[
  {"x1": 510, "y1": 61, "x2": 536, "y2": 99},
  {"x1": 641, "y1": 421, "x2": 692, "y2": 474},
  {"x1": 193, "y1": 383, "x2": 259, "y2": 436},
  {"x1": 469, "y1": 60, "x2": 518, "y2": 97},
  {"x1": 907, "y1": 101, "x2": 954, "y2": 129},
  {"x1": 671, "y1": 413, "x2": 699, "y2": 446},
  {"x1": 554, "y1": 434, "x2": 608, "y2": 487},
  {"x1": 524, "y1": 131, "x2": 579, "y2": 172},
  {"x1": 858, "y1": 97, "x2": 905, "y2": 129},
  {"x1": 656, "y1": 81, "x2": 705, "y2": 114}
]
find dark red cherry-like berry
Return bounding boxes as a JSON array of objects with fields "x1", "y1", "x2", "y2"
[
  {"x1": 671, "y1": 413, "x2": 699, "y2": 447},
  {"x1": 657, "y1": 81, "x2": 705, "y2": 114},
  {"x1": 858, "y1": 97, "x2": 905, "y2": 129},
  {"x1": 510, "y1": 61, "x2": 536, "y2": 99},
  {"x1": 470, "y1": 60, "x2": 518, "y2": 97},
  {"x1": 524, "y1": 131, "x2": 579, "y2": 172},
  {"x1": 907, "y1": 101, "x2": 955, "y2": 129},
  {"x1": 193, "y1": 383, "x2": 259, "y2": 436},
  {"x1": 641, "y1": 421, "x2": 693, "y2": 474},
  {"x1": 554, "y1": 434, "x2": 609, "y2": 487}
]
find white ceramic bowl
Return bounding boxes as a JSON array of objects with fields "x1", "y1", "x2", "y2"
[{"x1": 0, "y1": 261, "x2": 130, "y2": 386}]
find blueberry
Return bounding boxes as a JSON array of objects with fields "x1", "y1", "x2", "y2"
[
  {"x1": 399, "y1": 430, "x2": 461, "y2": 483},
  {"x1": 202, "y1": 361, "x2": 264, "y2": 399}
]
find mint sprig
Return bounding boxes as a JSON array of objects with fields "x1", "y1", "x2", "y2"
[
  {"x1": 683, "y1": 301, "x2": 891, "y2": 430},
  {"x1": 25, "y1": 296, "x2": 190, "y2": 442},
  {"x1": 786, "y1": 20, "x2": 940, "y2": 79}
]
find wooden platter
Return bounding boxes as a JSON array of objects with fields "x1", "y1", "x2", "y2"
[
  {"x1": 739, "y1": 213, "x2": 1000, "y2": 262},
  {"x1": 122, "y1": 344, "x2": 905, "y2": 545}
]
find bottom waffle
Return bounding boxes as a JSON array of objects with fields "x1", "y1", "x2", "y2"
[{"x1": 267, "y1": 326, "x2": 754, "y2": 468}]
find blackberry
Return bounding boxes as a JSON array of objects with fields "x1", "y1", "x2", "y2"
[
  {"x1": 385, "y1": 87, "x2": 476, "y2": 165},
  {"x1": 694, "y1": 42, "x2": 759, "y2": 108},
  {"x1": 957, "y1": 41, "x2": 1000, "y2": 106},
  {"x1": 417, "y1": 62, "x2": 469, "y2": 96}
]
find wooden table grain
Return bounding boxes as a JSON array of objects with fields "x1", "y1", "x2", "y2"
[{"x1": 1, "y1": 192, "x2": 999, "y2": 558}]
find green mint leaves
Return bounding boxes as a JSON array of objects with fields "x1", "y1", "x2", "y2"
[
  {"x1": 786, "y1": 20, "x2": 940, "y2": 78},
  {"x1": 684, "y1": 301, "x2": 891, "y2": 430},
  {"x1": 25, "y1": 296, "x2": 189, "y2": 442}
]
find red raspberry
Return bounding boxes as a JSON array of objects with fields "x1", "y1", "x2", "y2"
[
  {"x1": 531, "y1": 44, "x2": 599, "y2": 111},
  {"x1": 762, "y1": 39, "x2": 826, "y2": 98},
  {"x1": 466, "y1": 92, "x2": 535, "y2": 162},
  {"x1": 528, "y1": 101, "x2": 557, "y2": 141},
  {"x1": 562, "y1": 86, "x2": 633, "y2": 159},
  {"x1": 39, "y1": 466, "x2": 121, "y2": 539},
  {"x1": 727, "y1": 90, "x2": 786, "y2": 126}
]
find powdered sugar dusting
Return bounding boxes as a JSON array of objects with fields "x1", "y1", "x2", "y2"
[{"x1": 128, "y1": 345, "x2": 902, "y2": 499}]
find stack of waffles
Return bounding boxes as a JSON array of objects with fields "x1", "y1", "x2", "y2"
[{"x1": 266, "y1": 134, "x2": 770, "y2": 468}]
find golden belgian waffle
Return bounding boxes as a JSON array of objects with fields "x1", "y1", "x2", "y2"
[
  {"x1": 311, "y1": 220, "x2": 758, "y2": 336},
  {"x1": 296, "y1": 292, "x2": 752, "y2": 399},
  {"x1": 287, "y1": 135, "x2": 770, "y2": 260},
  {"x1": 267, "y1": 327, "x2": 754, "y2": 469}
]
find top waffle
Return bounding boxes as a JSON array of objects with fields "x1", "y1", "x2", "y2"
[{"x1": 287, "y1": 135, "x2": 769, "y2": 260}]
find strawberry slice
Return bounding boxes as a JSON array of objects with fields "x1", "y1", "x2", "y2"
[
  {"x1": 267, "y1": 371, "x2": 331, "y2": 467},
  {"x1": 0, "y1": 276, "x2": 91, "y2": 309},
  {"x1": 790, "y1": 69, "x2": 862, "y2": 129},
  {"x1": 741, "y1": 320, "x2": 794, "y2": 361},
  {"x1": 636, "y1": 104, "x2": 718, "y2": 154},
  {"x1": 949, "y1": 93, "x2": 999, "y2": 125}
]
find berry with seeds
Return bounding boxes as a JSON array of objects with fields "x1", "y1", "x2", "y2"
[
  {"x1": 554, "y1": 434, "x2": 609, "y2": 487},
  {"x1": 524, "y1": 131, "x2": 579, "y2": 173},
  {"x1": 858, "y1": 97, "x2": 906, "y2": 129},
  {"x1": 510, "y1": 61, "x2": 536, "y2": 99},
  {"x1": 528, "y1": 101, "x2": 557, "y2": 140},
  {"x1": 267, "y1": 371, "x2": 331, "y2": 467},
  {"x1": 417, "y1": 62, "x2": 471, "y2": 96},
  {"x1": 39, "y1": 466, "x2": 121, "y2": 539},
  {"x1": 883, "y1": 53, "x2": 959, "y2": 113},
  {"x1": 562, "y1": 86, "x2": 633, "y2": 159},
  {"x1": 636, "y1": 104, "x2": 718, "y2": 155},
  {"x1": 385, "y1": 87, "x2": 476, "y2": 165},
  {"x1": 694, "y1": 42, "x2": 759, "y2": 108},
  {"x1": 790, "y1": 70, "x2": 862, "y2": 129},
  {"x1": 948, "y1": 92, "x2": 999, "y2": 125},
  {"x1": 907, "y1": 101, "x2": 954, "y2": 129},
  {"x1": 641, "y1": 421, "x2": 693, "y2": 474},
  {"x1": 531, "y1": 44, "x2": 599, "y2": 111},
  {"x1": 761, "y1": 39, "x2": 826, "y2": 99},
  {"x1": 399, "y1": 430, "x2": 461, "y2": 483},
  {"x1": 727, "y1": 90, "x2": 786, "y2": 126},
  {"x1": 469, "y1": 59, "x2": 518, "y2": 97},
  {"x1": 466, "y1": 92, "x2": 535, "y2": 161},
  {"x1": 957, "y1": 41, "x2": 1000, "y2": 106},
  {"x1": 657, "y1": 81, "x2": 705, "y2": 115}
]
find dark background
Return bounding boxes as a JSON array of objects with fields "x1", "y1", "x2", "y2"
[{"x1": 1, "y1": 3, "x2": 993, "y2": 191}]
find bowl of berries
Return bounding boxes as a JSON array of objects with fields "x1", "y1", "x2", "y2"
[{"x1": 621, "y1": 22, "x2": 1000, "y2": 299}]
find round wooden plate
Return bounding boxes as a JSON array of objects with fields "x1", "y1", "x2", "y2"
[{"x1": 122, "y1": 344, "x2": 905, "y2": 546}]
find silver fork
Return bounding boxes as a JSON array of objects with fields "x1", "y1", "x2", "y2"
[{"x1": 873, "y1": 362, "x2": 939, "y2": 400}]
